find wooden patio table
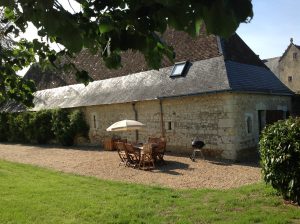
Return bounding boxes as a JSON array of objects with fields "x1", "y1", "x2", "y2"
[{"x1": 133, "y1": 143, "x2": 159, "y2": 159}]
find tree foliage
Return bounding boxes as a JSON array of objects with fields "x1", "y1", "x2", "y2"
[
  {"x1": 260, "y1": 117, "x2": 300, "y2": 205},
  {"x1": 0, "y1": 10, "x2": 37, "y2": 107},
  {"x1": 0, "y1": 0, "x2": 253, "y2": 106}
]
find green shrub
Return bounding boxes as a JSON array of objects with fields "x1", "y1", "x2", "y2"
[
  {"x1": 7, "y1": 113, "x2": 21, "y2": 142},
  {"x1": 52, "y1": 109, "x2": 89, "y2": 146},
  {"x1": 0, "y1": 112, "x2": 9, "y2": 142},
  {"x1": 32, "y1": 110, "x2": 54, "y2": 144},
  {"x1": 69, "y1": 109, "x2": 89, "y2": 138},
  {"x1": 260, "y1": 117, "x2": 300, "y2": 205},
  {"x1": 52, "y1": 109, "x2": 73, "y2": 146},
  {"x1": 7, "y1": 112, "x2": 34, "y2": 143},
  {"x1": 22, "y1": 112, "x2": 36, "y2": 142},
  {"x1": 1, "y1": 109, "x2": 89, "y2": 146}
]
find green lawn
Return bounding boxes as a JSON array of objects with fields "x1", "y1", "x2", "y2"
[{"x1": 0, "y1": 160, "x2": 299, "y2": 224}]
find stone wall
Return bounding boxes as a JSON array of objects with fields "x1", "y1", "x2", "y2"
[
  {"x1": 278, "y1": 44, "x2": 300, "y2": 93},
  {"x1": 152, "y1": 94, "x2": 232, "y2": 157},
  {"x1": 83, "y1": 92, "x2": 291, "y2": 160},
  {"x1": 229, "y1": 93, "x2": 291, "y2": 160},
  {"x1": 84, "y1": 94, "x2": 234, "y2": 157}
]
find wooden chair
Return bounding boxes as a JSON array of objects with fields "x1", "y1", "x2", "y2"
[
  {"x1": 148, "y1": 137, "x2": 167, "y2": 163},
  {"x1": 139, "y1": 143, "x2": 155, "y2": 170},
  {"x1": 114, "y1": 141, "x2": 128, "y2": 166},
  {"x1": 153, "y1": 140, "x2": 167, "y2": 163},
  {"x1": 124, "y1": 143, "x2": 140, "y2": 167},
  {"x1": 148, "y1": 137, "x2": 161, "y2": 144}
]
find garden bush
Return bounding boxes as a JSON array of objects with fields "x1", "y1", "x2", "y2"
[
  {"x1": 0, "y1": 112, "x2": 9, "y2": 142},
  {"x1": 52, "y1": 109, "x2": 73, "y2": 146},
  {"x1": 69, "y1": 109, "x2": 89, "y2": 138},
  {"x1": 32, "y1": 110, "x2": 54, "y2": 144},
  {"x1": 52, "y1": 109, "x2": 89, "y2": 146},
  {"x1": 6, "y1": 114, "x2": 22, "y2": 142},
  {"x1": 7, "y1": 112, "x2": 34, "y2": 143},
  {"x1": 22, "y1": 112, "x2": 36, "y2": 142},
  {"x1": 260, "y1": 117, "x2": 300, "y2": 205},
  {"x1": 0, "y1": 109, "x2": 89, "y2": 146}
]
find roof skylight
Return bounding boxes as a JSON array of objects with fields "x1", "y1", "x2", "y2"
[{"x1": 170, "y1": 61, "x2": 190, "y2": 77}]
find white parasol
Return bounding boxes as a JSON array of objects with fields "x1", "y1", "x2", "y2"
[{"x1": 106, "y1": 120, "x2": 145, "y2": 132}]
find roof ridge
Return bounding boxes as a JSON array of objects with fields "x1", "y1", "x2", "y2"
[{"x1": 220, "y1": 33, "x2": 268, "y2": 68}]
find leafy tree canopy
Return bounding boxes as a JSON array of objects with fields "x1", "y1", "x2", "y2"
[{"x1": 0, "y1": 0, "x2": 253, "y2": 107}]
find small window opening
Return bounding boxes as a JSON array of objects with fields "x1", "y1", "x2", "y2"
[
  {"x1": 168, "y1": 121, "x2": 172, "y2": 130},
  {"x1": 288, "y1": 76, "x2": 293, "y2": 82},
  {"x1": 293, "y1": 52, "x2": 297, "y2": 59},
  {"x1": 93, "y1": 115, "x2": 96, "y2": 128},
  {"x1": 170, "y1": 61, "x2": 190, "y2": 77},
  {"x1": 246, "y1": 116, "x2": 252, "y2": 134}
]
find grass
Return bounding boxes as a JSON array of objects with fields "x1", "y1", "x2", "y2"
[{"x1": 0, "y1": 160, "x2": 299, "y2": 224}]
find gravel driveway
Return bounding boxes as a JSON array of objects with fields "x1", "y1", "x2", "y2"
[{"x1": 0, "y1": 143, "x2": 261, "y2": 189}]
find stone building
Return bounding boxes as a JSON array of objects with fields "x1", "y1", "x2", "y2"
[
  {"x1": 264, "y1": 38, "x2": 300, "y2": 93},
  {"x1": 27, "y1": 30, "x2": 292, "y2": 161}
]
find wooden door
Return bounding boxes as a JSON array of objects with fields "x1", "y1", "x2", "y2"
[{"x1": 266, "y1": 110, "x2": 284, "y2": 125}]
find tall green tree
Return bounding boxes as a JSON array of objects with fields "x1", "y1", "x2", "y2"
[
  {"x1": 0, "y1": 9, "x2": 36, "y2": 106},
  {"x1": 0, "y1": 0, "x2": 253, "y2": 107}
]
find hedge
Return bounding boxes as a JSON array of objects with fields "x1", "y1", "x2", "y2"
[
  {"x1": 0, "y1": 109, "x2": 89, "y2": 146},
  {"x1": 0, "y1": 112, "x2": 9, "y2": 142}
]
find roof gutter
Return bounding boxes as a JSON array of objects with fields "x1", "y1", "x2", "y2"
[
  {"x1": 157, "y1": 89, "x2": 233, "y2": 100},
  {"x1": 156, "y1": 89, "x2": 293, "y2": 100}
]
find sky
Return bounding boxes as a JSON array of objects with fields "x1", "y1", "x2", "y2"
[
  {"x1": 21, "y1": 1, "x2": 300, "y2": 61},
  {"x1": 237, "y1": 0, "x2": 300, "y2": 59}
]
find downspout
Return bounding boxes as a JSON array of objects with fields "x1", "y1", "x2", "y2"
[
  {"x1": 159, "y1": 99, "x2": 165, "y2": 138},
  {"x1": 132, "y1": 103, "x2": 138, "y2": 141}
]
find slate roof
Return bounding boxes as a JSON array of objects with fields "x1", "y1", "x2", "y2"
[
  {"x1": 1, "y1": 29, "x2": 293, "y2": 112},
  {"x1": 221, "y1": 34, "x2": 268, "y2": 68},
  {"x1": 24, "y1": 28, "x2": 221, "y2": 90},
  {"x1": 24, "y1": 29, "x2": 266, "y2": 90},
  {"x1": 31, "y1": 56, "x2": 292, "y2": 111},
  {"x1": 32, "y1": 57, "x2": 228, "y2": 110},
  {"x1": 225, "y1": 60, "x2": 292, "y2": 94}
]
